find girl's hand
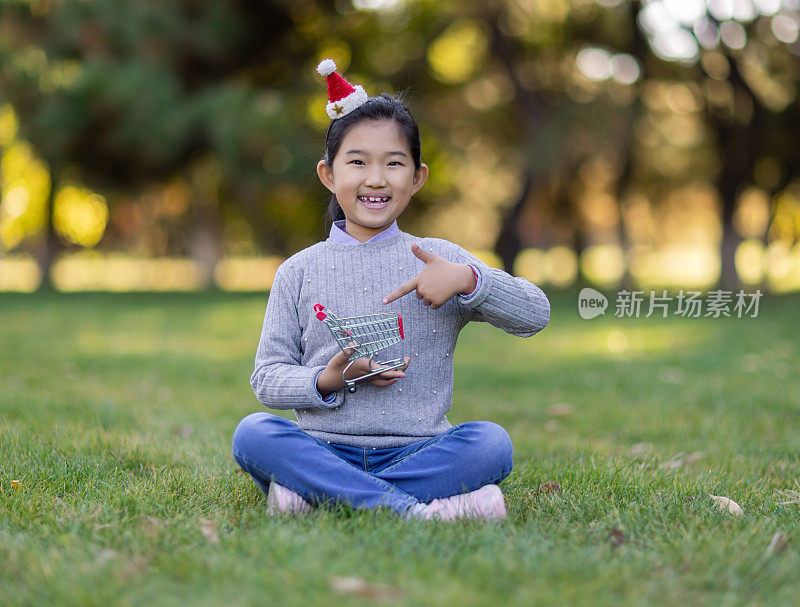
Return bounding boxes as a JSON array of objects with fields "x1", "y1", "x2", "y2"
[
  {"x1": 317, "y1": 347, "x2": 411, "y2": 396},
  {"x1": 382, "y1": 242, "x2": 476, "y2": 310}
]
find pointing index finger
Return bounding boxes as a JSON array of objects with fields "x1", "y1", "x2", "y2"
[
  {"x1": 411, "y1": 241, "x2": 433, "y2": 262},
  {"x1": 382, "y1": 278, "x2": 417, "y2": 304}
]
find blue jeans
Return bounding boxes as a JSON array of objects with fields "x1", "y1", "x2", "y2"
[{"x1": 231, "y1": 412, "x2": 513, "y2": 516}]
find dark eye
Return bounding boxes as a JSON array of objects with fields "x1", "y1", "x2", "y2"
[
  {"x1": 388, "y1": 161, "x2": 402, "y2": 166},
  {"x1": 349, "y1": 159, "x2": 365, "y2": 165}
]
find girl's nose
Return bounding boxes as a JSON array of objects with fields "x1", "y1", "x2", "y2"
[{"x1": 364, "y1": 166, "x2": 388, "y2": 187}]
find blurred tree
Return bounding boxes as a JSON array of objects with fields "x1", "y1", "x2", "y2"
[
  {"x1": 0, "y1": 0, "x2": 327, "y2": 286},
  {"x1": 441, "y1": 0, "x2": 800, "y2": 290},
  {"x1": 627, "y1": 0, "x2": 800, "y2": 289},
  {"x1": 2, "y1": 0, "x2": 798, "y2": 293},
  {"x1": 392, "y1": 0, "x2": 644, "y2": 284},
  {"x1": 481, "y1": 0, "x2": 643, "y2": 284}
]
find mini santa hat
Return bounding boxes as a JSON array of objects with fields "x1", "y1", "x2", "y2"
[{"x1": 317, "y1": 58, "x2": 369, "y2": 120}]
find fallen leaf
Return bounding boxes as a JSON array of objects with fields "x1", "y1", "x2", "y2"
[
  {"x1": 329, "y1": 576, "x2": 402, "y2": 599},
  {"x1": 766, "y1": 532, "x2": 788, "y2": 556},
  {"x1": 538, "y1": 481, "x2": 562, "y2": 495},
  {"x1": 10, "y1": 479, "x2": 21, "y2": 491},
  {"x1": 627, "y1": 442, "x2": 652, "y2": 458},
  {"x1": 543, "y1": 420, "x2": 559, "y2": 433},
  {"x1": 141, "y1": 516, "x2": 166, "y2": 537},
  {"x1": 658, "y1": 367, "x2": 684, "y2": 384},
  {"x1": 683, "y1": 452, "x2": 705, "y2": 465},
  {"x1": 709, "y1": 494, "x2": 744, "y2": 516},
  {"x1": 660, "y1": 452, "x2": 705, "y2": 470},
  {"x1": 608, "y1": 526, "x2": 626, "y2": 548},
  {"x1": 199, "y1": 518, "x2": 219, "y2": 544},
  {"x1": 95, "y1": 549, "x2": 118, "y2": 565},
  {"x1": 777, "y1": 481, "x2": 800, "y2": 505},
  {"x1": 548, "y1": 403, "x2": 573, "y2": 418},
  {"x1": 118, "y1": 555, "x2": 150, "y2": 581}
]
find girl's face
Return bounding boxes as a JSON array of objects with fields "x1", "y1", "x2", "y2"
[{"x1": 317, "y1": 119, "x2": 428, "y2": 243}]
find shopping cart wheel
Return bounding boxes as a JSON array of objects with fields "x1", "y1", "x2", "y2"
[{"x1": 348, "y1": 386, "x2": 357, "y2": 394}]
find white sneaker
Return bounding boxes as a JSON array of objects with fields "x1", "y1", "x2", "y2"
[
  {"x1": 415, "y1": 484, "x2": 507, "y2": 521},
  {"x1": 266, "y1": 482, "x2": 312, "y2": 516}
]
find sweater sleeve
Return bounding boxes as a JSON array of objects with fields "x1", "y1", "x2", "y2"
[
  {"x1": 450, "y1": 245, "x2": 550, "y2": 338},
  {"x1": 250, "y1": 264, "x2": 344, "y2": 410}
]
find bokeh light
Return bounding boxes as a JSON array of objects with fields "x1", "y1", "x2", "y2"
[
  {"x1": 51, "y1": 254, "x2": 205, "y2": 292},
  {"x1": 213, "y1": 257, "x2": 283, "y2": 291},
  {"x1": 0, "y1": 255, "x2": 41, "y2": 292},
  {"x1": 513, "y1": 248, "x2": 546, "y2": 285},
  {"x1": 771, "y1": 13, "x2": 800, "y2": 42},
  {"x1": 544, "y1": 246, "x2": 579, "y2": 287},
  {"x1": 427, "y1": 20, "x2": 488, "y2": 84},
  {"x1": 720, "y1": 20, "x2": 748, "y2": 49},
  {"x1": 580, "y1": 245, "x2": 627, "y2": 287},
  {"x1": 629, "y1": 244, "x2": 720, "y2": 289},
  {"x1": 765, "y1": 241, "x2": 800, "y2": 291},
  {"x1": 469, "y1": 250, "x2": 503, "y2": 269},
  {"x1": 352, "y1": 0, "x2": 403, "y2": 11},
  {"x1": 735, "y1": 238, "x2": 767, "y2": 284},
  {"x1": 53, "y1": 186, "x2": 109, "y2": 248},
  {"x1": 0, "y1": 141, "x2": 51, "y2": 251}
]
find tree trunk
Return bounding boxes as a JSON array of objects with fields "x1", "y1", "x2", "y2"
[
  {"x1": 719, "y1": 211, "x2": 741, "y2": 291},
  {"x1": 615, "y1": 0, "x2": 647, "y2": 292},
  {"x1": 188, "y1": 160, "x2": 222, "y2": 288},
  {"x1": 34, "y1": 165, "x2": 61, "y2": 291},
  {"x1": 486, "y1": 11, "x2": 550, "y2": 276},
  {"x1": 562, "y1": 172, "x2": 588, "y2": 290},
  {"x1": 716, "y1": 126, "x2": 745, "y2": 291},
  {"x1": 188, "y1": 200, "x2": 221, "y2": 289},
  {"x1": 713, "y1": 49, "x2": 765, "y2": 291},
  {"x1": 494, "y1": 168, "x2": 533, "y2": 274}
]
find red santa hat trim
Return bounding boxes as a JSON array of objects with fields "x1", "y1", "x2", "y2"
[{"x1": 317, "y1": 59, "x2": 369, "y2": 120}]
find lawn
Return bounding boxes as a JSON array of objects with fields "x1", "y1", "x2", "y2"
[{"x1": 1, "y1": 289, "x2": 799, "y2": 606}]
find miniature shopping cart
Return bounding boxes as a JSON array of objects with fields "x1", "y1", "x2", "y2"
[{"x1": 314, "y1": 303, "x2": 406, "y2": 394}]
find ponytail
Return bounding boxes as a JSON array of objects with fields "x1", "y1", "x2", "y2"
[{"x1": 325, "y1": 195, "x2": 346, "y2": 232}]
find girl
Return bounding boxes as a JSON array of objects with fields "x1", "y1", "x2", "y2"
[{"x1": 232, "y1": 60, "x2": 550, "y2": 521}]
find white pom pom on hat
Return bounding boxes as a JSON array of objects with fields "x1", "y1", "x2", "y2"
[
  {"x1": 315, "y1": 58, "x2": 369, "y2": 120},
  {"x1": 316, "y1": 59, "x2": 337, "y2": 77}
]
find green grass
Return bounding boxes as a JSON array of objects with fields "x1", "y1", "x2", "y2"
[{"x1": 1, "y1": 289, "x2": 799, "y2": 606}]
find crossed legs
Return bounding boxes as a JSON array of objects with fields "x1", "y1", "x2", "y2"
[{"x1": 231, "y1": 412, "x2": 513, "y2": 516}]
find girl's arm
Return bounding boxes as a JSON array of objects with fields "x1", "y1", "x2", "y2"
[
  {"x1": 449, "y1": 243, "x2": 550, "y2": 338},
  {"x1": 250, "y1": 264, "x2": 344, "y2": 410}
]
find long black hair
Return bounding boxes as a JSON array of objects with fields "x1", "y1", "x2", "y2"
[{"x1": 321, "y1": 92, "x2": 422, "y2": 232}]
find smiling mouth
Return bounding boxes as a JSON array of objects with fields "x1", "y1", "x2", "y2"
[{"x1": 357, "y1": 195, "x2": 391, "y2": 209}]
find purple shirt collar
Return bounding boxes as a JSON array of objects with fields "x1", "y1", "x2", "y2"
[{"x1": 329, "y1": 219, "x2": 401, "y2": 245}]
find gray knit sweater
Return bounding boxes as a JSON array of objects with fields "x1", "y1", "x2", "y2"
[{"x1": 250, "y1": 229, "x2": 550, "y2": 448}]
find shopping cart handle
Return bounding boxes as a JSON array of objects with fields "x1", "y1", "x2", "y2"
[
  {"x1": 398, "y1": 313, "x2": 404, "y2": 339},
  {"x1": 314, "y1": 303, "x2": 327, "y2": 321}
]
